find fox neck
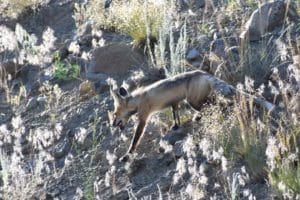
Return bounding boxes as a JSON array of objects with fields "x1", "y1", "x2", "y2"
[{"x1": 126, "y1": 95, "x2": 140, "y2": 114}]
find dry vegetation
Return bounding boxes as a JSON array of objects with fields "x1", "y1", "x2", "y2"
[
  {"x1": 0, "y1": 0, "x2": 43, "y2": 18},
  {"x1": 0, "y1": 0, "x2": 300, "y2": 199}
]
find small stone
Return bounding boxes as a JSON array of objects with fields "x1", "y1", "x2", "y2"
[
  {"x1": 51, "y1": 137, "x2": 71, "y2": 159},
  {"x1": 46, "y1": 187, "x2": 61, "y2": 198},
  {"x1": 37, "y1": 96, "x2": 46, "y2": 103},
  {"x1": 110, "y1": 189, "x2": 129, "y2": 200},
  {"x1": 26, "y1": 97, "x2": 38, "y2": 111},
  {"x1": 79, "y1": 80, "x2": 97, "y2": 100},
  {"x1": 162, "y1": 128, "x2": 187, "y2": 145},
  {"x1": 186, "y1": 48, "x2": 199, "y2": 61},
  {"x1": 174, "y1": 141, "x2": 184, "y2": 158}
]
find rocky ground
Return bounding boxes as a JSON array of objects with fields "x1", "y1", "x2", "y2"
[{"x1": 0, "y1": 0, "x2": 299, "y2": 199}]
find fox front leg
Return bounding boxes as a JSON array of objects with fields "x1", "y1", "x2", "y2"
[
  {"x1": 128, "y1": 120, "x2": 146, "y2": 153},
  {"x1": 120, "y1": 118, "x2": 147, "y2": 162}
]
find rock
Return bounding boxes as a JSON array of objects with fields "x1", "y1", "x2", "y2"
[
  {"x1": 105, "y1": 0, "x2": 113, "y2": 9},
  {"x1": 86, "y1": 70, "x2": 109, "y2": 83},
  {"x1": 109, "y1": 189, "x2": 129, "y2": 200},
  {"x1": 197, "y1": 35, "x2": 211, "y2": 51},
  {"x1": 127, "y1": 156, "x2": 147, "y2": 177},
  {"x1": 68, "y1": 55, "x2": 86, "y2": 69},
  {"x1": 94, "y1": 79, "x2": 110, "y2": 94},
  {"x1": 289, "y1": 94, "x2": 300, "y2": 120},
  {"x1": 217, "y1": 13, "x2": 231, "y2": 28},
  {"x1": 210, "y1": 37, "x2": 239, "y2": 59},
  {"x1": 21, "y1": 143, "x2": 31, "y2": 155},
  {"x1": 203, "y1": 37, "x2": 240, "y2": 82},
  {"x1": 179, "y1": 0, "x2": 205, "y2": 10},
  {"x1": 78, "y1": 34, "x2": 94, "y2": 49},
  {"x1": 78, "y1": 22, "x2": 93, "y2": 36},
  {"x1": 79, "y1": 80, "x2": 97, "y2": 100},
  {"x1": 87, "y1": 43, "x2": 147, "y2": 75},
  {"x1": 190, "y1": 60, "x2": 201, "y2": 68},
  {"x1": 236, "y1": 0, "x2": 248, "y2": 7},
  {"x1": 46, "y1": 187, "x2": 61, "y2": 199},
  {"x1": 37, "y1": 96, "x2": 46, "y2": 103},
  {"x1": 50, "y1": 137, "x2": 71, "y2": 159},
  {"x1": 225, "y1": 46, "x2": 240, "y2": 66},
  {"x1": 158, "y1": 170, "x2": 175, "y2": 192},
  {"x1": 186, "y1": 48, "x2": 199, "y2": 61},
  {"x1": 157, "y1": 152, "x2": 175, "y2": 167},
  {"x1": 26, "y1": 97, "x2": 38, "y2": 111},
  {"x1": 162, "y1": 128, "x2": 188, "y2": 145},
  {"x1": 240, "y1": 1, "x2": 299, "y2": 41},
  {"x1": 193, "y1": 0, "x2": 205, "y2": 9},
  {"x1": 57, "y1": 39, "x2": 72, "y2": 60},
  {"x1": 174, "y1": 141, "x2": 184, "y2": 158},
  {"x1": 0, "y1": 60, "x2": 21, "y2": 79}
]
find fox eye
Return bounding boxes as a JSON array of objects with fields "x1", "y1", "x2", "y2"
[{"x1": 119, "y1": 87, "x2": 128, "y2": 97}]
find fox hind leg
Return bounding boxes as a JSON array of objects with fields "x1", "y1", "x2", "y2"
[{"x1": 171, "y1": 104, "x2": 180, "y2": 130}]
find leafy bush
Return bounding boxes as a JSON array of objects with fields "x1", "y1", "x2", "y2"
[{"x1": 53, "y1": 52, "x2": 80, "y2": 81}]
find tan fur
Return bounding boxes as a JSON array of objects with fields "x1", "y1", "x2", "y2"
[{"x1": 110, "y1": 70, "x2": 213, "y2": 159}]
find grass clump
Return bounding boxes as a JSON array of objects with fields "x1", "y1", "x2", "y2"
[
  {"x1": 216, "y1": 91, "x2": 268, "y2": 181},
  {"x1": 234, "y1": 109, "x2": 267, "y2": 180},
  {"x1": 267, "y1": 123, "x2": 300, "y2": 198},
  {"x1": 53, "y1": 52, "x2": 80, "y2": 81},
  {"x1": 1, "y1": 0, "x2": 42, "y2": 18},
  {"x1": 227, "y1": 0, "x2": 258, "y2": 11},
  {"x1": 79, "y1": 0, "x2": 169, "y2": 46}
]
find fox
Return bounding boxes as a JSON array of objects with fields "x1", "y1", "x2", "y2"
[
  {"x1": 110, "y1": 69, "x2": 275, "y2": 162},
  {"x1": 110, "y1": 70, "x2": 214, "y2": 161}
]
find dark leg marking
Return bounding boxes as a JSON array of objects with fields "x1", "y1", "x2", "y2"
[{"x1": 171, "y1": 104, "x2": 180, "y2": 130}]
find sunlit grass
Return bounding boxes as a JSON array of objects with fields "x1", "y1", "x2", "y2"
[{"x1": 1, "y1": 0, "x2": 42, "y2": 18}]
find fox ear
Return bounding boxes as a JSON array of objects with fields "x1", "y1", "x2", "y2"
[
  {"x1": 110, "y1": 88, "x2": 119, "y2": 101},
  {"x1": 119, "y1": 87, "x2": 128, "y2": 97}
]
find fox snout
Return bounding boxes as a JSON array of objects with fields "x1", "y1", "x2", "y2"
[{"x1": 108, "y1": 111, "x2": 126, "y2": 130}]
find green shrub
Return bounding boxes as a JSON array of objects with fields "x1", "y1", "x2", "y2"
[{"x1": 53, "y1": 52, "x2": 80, "y2": 81}]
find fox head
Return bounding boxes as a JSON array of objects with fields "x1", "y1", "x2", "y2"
[{"x1": 110, "y1": 87, "x2": 136, "y2": 130}]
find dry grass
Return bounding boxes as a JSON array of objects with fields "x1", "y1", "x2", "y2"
[
  {"x1": 1, "y1": 0, "x2": 42, "y2": 18},
  {"x1": 78, "y1": 0, "x2": 169, "y2": 46}
]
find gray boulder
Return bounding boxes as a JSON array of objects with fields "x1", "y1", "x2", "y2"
[
  {"x1": 85, "y1": 43, "x2": 149, "y2": 83},
  {"x1": 240, "y1": 1, "x2": 299, "y2": 41},
  {"x1": 87, "y1": 43, "x2": 147, "y2": 76}
]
